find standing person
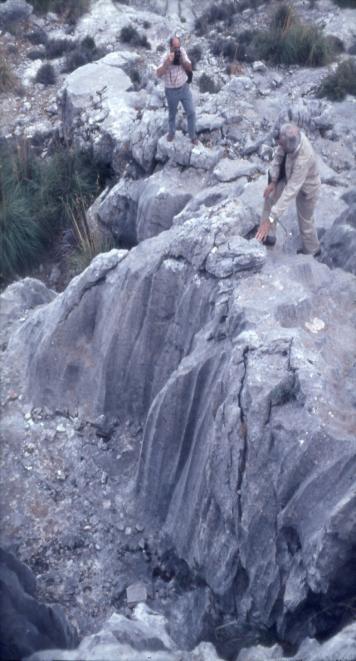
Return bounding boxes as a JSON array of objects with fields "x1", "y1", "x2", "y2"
[
  {"x1": 156, "y1": 36, "x2": 198, "y2": 145},
  {"x1": 256, "y1": 124, "x2": 321, "y2": 256}
]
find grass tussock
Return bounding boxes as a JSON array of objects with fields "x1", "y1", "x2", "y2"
[
  {"x1": 30, "y1": 0, "x2": 90, "y2": 22},
  {"x1": 70, "y1": 206, "x2": 114, "y2": 272},
  {"x1": 251, "y1": 4, "x2": 338, "y2": 66},
  {"x1": 0, "y1": 54, "x2": 17, "y2": 93},
  {"x1": 317, "y1": 58, "x2": 356, "y2": 100},
  {"x1": 212, "y1": 4, "x2": 339, "y2": 66},
  {"x1": 0, "y1": 141, "x2": 100, "y2": 281}
]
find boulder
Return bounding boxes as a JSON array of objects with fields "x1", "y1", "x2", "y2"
[
  {"x1": 321, "y1": 199, "x2": 356, "y2": 275},
  {"x1": 27, "y1": 604, "x2": 222, "y2": 660},
  {"x1": 156, "y1": 132, "x2": 193, "y2": 167},
  {"x1": 0, "y1": 548, "x2": 78, "y2": 660},
  {"x1": 97, "y1": 166, "x2": 208, "y2": 243},
  {"x1": 0, "y1": 0, "x2": 32, "y2": 28},
  {"x1": 237, "y1": 621, "x2": 356, "y2": 661},
  {"x1": 213, "y1": 158, "x2": 262, "y2": 182},
  {"x1": 59, "y1": 57, "x2": 136, "y2": 171}
]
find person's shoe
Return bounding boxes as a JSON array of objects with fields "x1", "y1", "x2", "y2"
[
  {"x1": 167, "y1": 133, "x2": 175, "y2": 142},
  {"x1": 264, "y1": 235, "x2": 276, "y2": 247},
  {"x1": 191, "y1": 138, "x2": 199, "y2": 146},
  {"x1": 297, "y1": 248, "x2": 321, "y2": 257}
]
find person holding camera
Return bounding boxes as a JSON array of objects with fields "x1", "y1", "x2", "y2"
[{"x1": 156, "y1": 36, "x2": 198, "y2": 145}]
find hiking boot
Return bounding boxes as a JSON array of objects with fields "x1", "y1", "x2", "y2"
[
  {"x1": 167, "y1": 133, "x2": 175, "y2": 142},
  {"x1": 264, "y1": 235, "x2": 276, "y2": 247},
  {"x1": 297, "y1": 248, "x2": 321, "y2": 257}
]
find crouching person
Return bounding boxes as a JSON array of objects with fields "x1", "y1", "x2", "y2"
[
  {"x1": 256, "y1": 123, "x2": 321, "y2": 256},
  {"x1": 156, "y1": 35, "x2": 197, "y2": 145}
]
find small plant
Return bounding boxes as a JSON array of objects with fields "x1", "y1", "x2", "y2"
[
  {"x1": 46, "y1": 38, "x2": 75, "y2": 59},
  {"x1": 317, "y1": 58, "x2": 356, "y2": 100},
  {"x1": 63, "y1": 37, "x2": 99, "y2": 73},
  {"x1": 35, "y1": 62, "x2": 56, "y2": 85},
  {"x1": 27, "y1": 48, "x2": 46, "y2": 60},
  {"x1": 332, "y1": 0, "x2": 356, "y2": 6},
  {"x1": 0, "y1": 141, "x2": 101, "y2": 281},
  {"x1": 0, "y1": 55, "x2": 17, "y2": 93},
  {"x1": 187, "y1": 45, "x2": 202, "y2": 69},
  {"x1": 199, "y1": 72, "x2": 219, "y2": 94},
  {"x1": 26, "y1": 28, "x2": 48, "y2": 45},
  {"x1": 70, "y1": 205, "x2": 114, "y2": 272},
  {"x1": 120, "y1": 25, "x2": 151, "y2": 49},
  {"x1": 30, "y1": 0, "x2": 90, "y2": 22},
  {"x1": 246, "y1": 4, "x2": 337, "y2": 66},
  {"x1": 195, "y1": 2, "x2": 238, "y2": 36}
]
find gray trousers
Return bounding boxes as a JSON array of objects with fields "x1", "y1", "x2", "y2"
[
  {"x1": 165, "y1": 83, "x2": 196, "y2": 139},
  {"x1": 262, "y1": 179, "x2": 320, "y2": 254}
]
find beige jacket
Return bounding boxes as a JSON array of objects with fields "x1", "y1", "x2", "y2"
[{"x1": 270, "y1": 133, "x2": 321, "y2": 220}]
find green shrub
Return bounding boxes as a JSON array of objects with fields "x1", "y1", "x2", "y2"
[
  {"x1": 248, "y1": 4, "x2": 336, "y2": 66},
  {"x1": 332, "y1": 0, "x2": 356, "y2": 7},
  {"x1": 30, "y1": 0, "x2": 90, "y2": 22},
  {"x1": 195, "y1": 2, "x2": 238, "y2": 35},
  {"x1": 199, "y1": 72, "x2": 219, "y2": 93},
  {"x1": 0, "y1": 55, "x2": 17, "y2": 93},
  {"x1": 46, "y1": 38, "x2": 75, "y2": 59},
  {"x1": 187, "y1": 45, "x2": 202, "y2": 69},
  {"x1": 62, "y1": 36, "x2": 99, "y2": 73},
  {"x1": 0, "y1": 142, "x2": 100, "y2": 281},
  {"x1": 120, "y1": 25, "x2": 151, "y2": 49},
  {"x1": 26, "y1": 28, "x2": 48, "y2": 45},
  {"x1": 35, "y1": 62, "x2": 56, "y2": 85},
  {"x1": 317, "y1": 58, "x2": 356, "y2": 100},
  {"x1": 28, "y1": 48, "x2": 46, "y2": 60}
]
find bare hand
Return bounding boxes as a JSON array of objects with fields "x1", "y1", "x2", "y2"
[
  {"x1": 165, "y1": 52, "x2": 175, "y2": 65},
  {"x1": 263, "y1": 182, "x2": 276, "y2": 199},
  {"x1": 256, "y1": 220, "x2": 272, "y2": 242}
]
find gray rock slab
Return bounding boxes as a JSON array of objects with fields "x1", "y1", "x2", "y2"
[
  {"x1": 237, "y1": 622, "x2": 356, "y2": 661},
  {"x1": 156, "y1": 132, "x2": 192, "y2": 167},
  {"x1": 196, "y1": 113, "x2": 225, "y2": 132},
  {"x1": 27, "y1": 604, "x2": 222, "y2": 660},
  {"x1": 214, "y1": 158, "x2": 261, "y2": 182},
  {"x1": 126, "y1": 582, "x2": 148, "y2": 607},
  {"x1": 190, "y1": 144, "x2": 224, "y2": 170}
]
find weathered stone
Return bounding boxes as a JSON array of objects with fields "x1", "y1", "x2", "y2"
[
  {"x1": 190, "y1": 144, "x2": 224, "y2": 170},
  {"x1": 126, "y1": 582, "x2": 148, "y2": 607},
  {"x1": 0, "y1": 548, "x2": 78, "y2": 660},
  {"x1": 213, "y1": 158, "x2": 262, "y2": 182},
  {"x1": 0, "y1": 0, "x2": 32, "y2": 28},
  {"x1": 156, "y1": 132, "x2": 192, "y2": 167}
]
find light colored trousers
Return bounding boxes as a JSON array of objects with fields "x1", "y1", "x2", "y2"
[
  {"x1": 165, "y1": 83, "x2": 196, "y2": 139},
  {"x1": 262, "y1": 179, "x2": 320, "y2": 254}
]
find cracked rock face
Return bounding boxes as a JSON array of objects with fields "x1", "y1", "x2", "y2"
[{"x1": 2, "y1": 182, "x2": 356, "y2": 657}]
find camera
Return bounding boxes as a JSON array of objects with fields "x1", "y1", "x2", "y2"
[{"x1": 172, "y1": 48, "x2": 181, "y2": 65}]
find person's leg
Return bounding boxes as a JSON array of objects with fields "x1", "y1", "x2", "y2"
[
  {"x1": 179, "y1": 83, "x2": 196, "y2": 140},
  {"x1": 296, "y1": 191, "x2": 320, "y2": 254},
  {"x1": 165, "y1": 88, "x2": 179, "y2": 137},
  {"x1": 261, "y1": 179, "x2": 285, "y2": 241}
]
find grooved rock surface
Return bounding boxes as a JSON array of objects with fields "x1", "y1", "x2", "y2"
[{"x1": 2, "y1": 187, "x2": 356, "y2": 654}]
